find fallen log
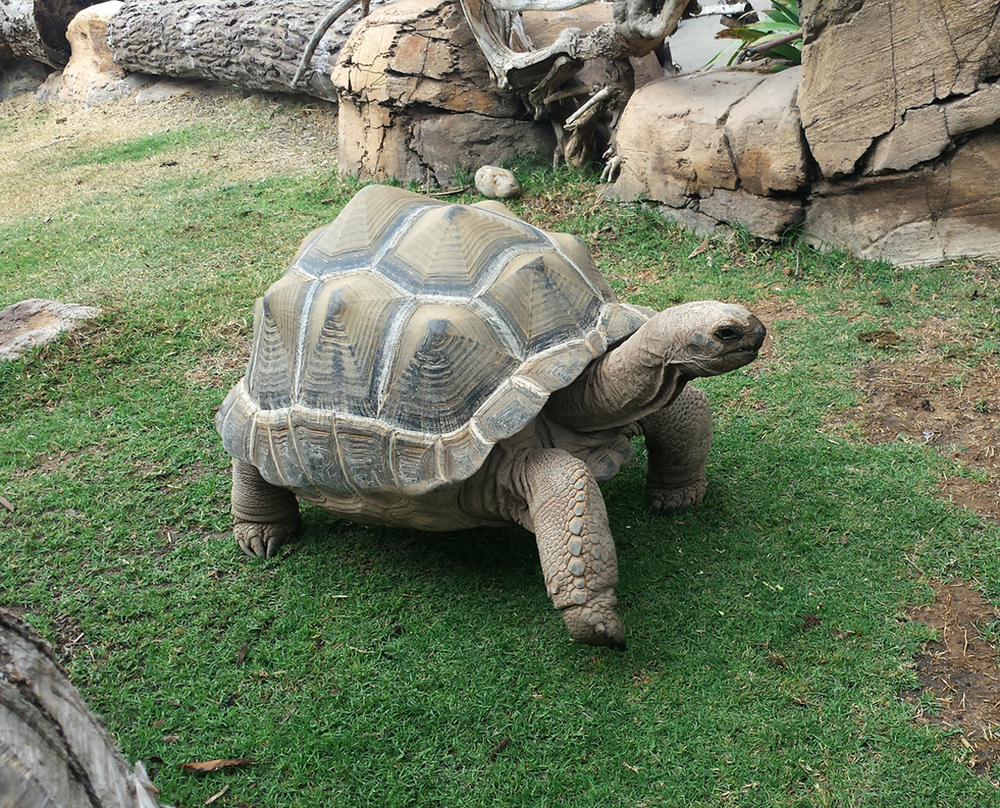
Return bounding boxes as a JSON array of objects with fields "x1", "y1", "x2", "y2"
[
  {"x1": 0, "y1": 0, "x2": 94, "y2": 66},
  {"x1": 106, "y1": 0, "x2": 390, "y2": 101},
  {"x1": 0, "y1": 609, "x2": 166, "y2": 808}
]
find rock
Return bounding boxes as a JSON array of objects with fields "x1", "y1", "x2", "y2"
[
  {"x1": 805, "y1": 129, "x2": 1000, "y2": 266},
  {"x1": 35, "y1": 2, "x2": 153, "y2": 105},
  {"x1": 0, "y1": 299, "x2": 102, "y2": 361},
  {"x1": 331, "y1": 0, "x2": 554, "y2": 186},
  {"x1": 0, "y1": 57, "x2": 49, "y2": 100},
  {"x1": 725, "y1": 66, "x2": 808, "y2": 196},
  {"x1": 798, "y1": 0, "x2": 1000, "y2": 179},
  {"x1": 132, "y1": 78, "x2": 236, "y2": 104},
  {"x1": 613, "y1": 71, "x2": 768, "y2": 207},
  {"x1": 867, "y1": 81, "x2": 1000, "y2": 174},
  {"x1": 699, "y1": 188, "x2": 803, "y2": 240},
  {"x1": 475, "y1": 165, "x2": 521, "y2": 199}
]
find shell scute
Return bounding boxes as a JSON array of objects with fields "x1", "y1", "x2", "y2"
[
  {"x1": 377, "y1": 302, "x2": 521, "y2": 435},
  {"x1": 377, "y1": 203, "x2": 547, "y2": 296},
  {"x1": 482, "y1": 252, "x2": 607, "y2": 355},
  {"x1": 297, "y1": 272, "x2": 406, "y2": 417},
  {"x1": 219, "y1": 185, "x2": 651, "y2": 505}
]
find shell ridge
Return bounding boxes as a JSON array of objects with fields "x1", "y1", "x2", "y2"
[
  {"x1": 469, "y1": 298, "x2": 523, "y2": 359},
  {"x1": 374, "y1": 297, "x2": 419, "y2": 417},
  {"x1": 373, "y1": 203, "x2": 442, "y2": 265},
  {"x1": 291, "y1": 279, "x2": 322, "y2": 401},
  {"x1": 470, "y1": 243, "x2": 534, "y2": 298}
]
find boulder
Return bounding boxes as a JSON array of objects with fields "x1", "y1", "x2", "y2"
[
  {"x1": 725, "y1": 66, "x2": 808, "y2": 196},
  {"x1": 614, "y1": 70, "x2": 768, "y2": 207},
  {"x1": 36, "y1": 2, "x2": 153, "y2": 105},
  {"x1": 331, "y1": 0, "x2": 554, "y2": 185},
  {"x1": 612, "y1": 68, "x2": 807, "y2": 239},
  {"x1": 806, "y1": 129, "x2": 1000, "y2": 266},
  {"x1": 798, "y1": 0, "x2": 1000, "y2": 179}
]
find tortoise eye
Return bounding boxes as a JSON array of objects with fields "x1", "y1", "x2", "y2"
[{"x1": 715, "y1": 325, "x2": 743, "y2": 343}]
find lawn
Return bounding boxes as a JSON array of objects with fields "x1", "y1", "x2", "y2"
[{"x1": 2, "y1": 90, "x2": 999, "y2": 807}]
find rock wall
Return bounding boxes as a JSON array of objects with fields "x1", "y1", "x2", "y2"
[
  {"x1": 331, "y1": 0, "x2": 664, "y2": 186},
  {"x1": 611, "y1": 0, "x2": 1000, "y2": 266},
  {"x1": 331, "y1": 0, "x2": 552, "y2": 185}
]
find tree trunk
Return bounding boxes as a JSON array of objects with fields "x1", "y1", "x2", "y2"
[
  {"x1": 0, "y1": 0, "x2": 94, "y2": 66},
  {"x1": 0, "y1": 610, "x2": 165, "y2": 808},
  {"x1": 106, "y1": 0, "x2": 391, "y2": 102}
]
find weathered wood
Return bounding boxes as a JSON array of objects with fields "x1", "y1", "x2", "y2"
[
  {"x1": 106, "y1": 0, "x2": 390, "y2": 101},
  {"x1": 0, "y1": 0, "x2": 94, "y2": 66},
  {"x1": 0, "y1": 610, "x2": 165, "y2": 808}
]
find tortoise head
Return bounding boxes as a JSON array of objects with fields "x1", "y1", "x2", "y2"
[{"x1": 657, "y1": 300, "x2": 766, "y2": 378}]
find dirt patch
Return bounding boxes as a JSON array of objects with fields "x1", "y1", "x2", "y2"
[
  {"x1": 905, "y1": 580, "x2": 1000, "y2": 781},
  {"x1": 836, "y1": 359, "x2": 1000, "y2": 520}
]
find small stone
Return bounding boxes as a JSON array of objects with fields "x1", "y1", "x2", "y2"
[
  {"x1": 569, "y1": 518, "x2": 583, "y2": 536},
  {"x1": 568, "y1": 538, "x2": 582, "y2": 556},
  {"x1": 475, "y1": 165, "x2": 521, "y2": 199}
]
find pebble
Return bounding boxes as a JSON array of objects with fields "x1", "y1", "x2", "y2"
[{"x1": 475, "y1": 165, "x2": 521, "y2": 199}]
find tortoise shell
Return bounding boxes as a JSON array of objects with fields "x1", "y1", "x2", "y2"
[{"x1": 217, "y1": 185, "x2": 651, "y2": 508}]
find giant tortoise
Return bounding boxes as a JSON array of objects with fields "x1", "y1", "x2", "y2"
[{"x1": 217, "y1": 185, "x2": 766, "y2": 648}]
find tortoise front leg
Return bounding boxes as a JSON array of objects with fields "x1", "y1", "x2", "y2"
[
  {"x1": 230, "y1": 458, "x2": 301, "y2": 559},
  {"x1": 522, "y1": 449, "x2": 626, "y2": 649},
  {"x1": 640, "y1": 385, "x2": 712, "y2": 514}
]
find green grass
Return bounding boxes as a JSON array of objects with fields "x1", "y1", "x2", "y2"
[
  {"x1": 62, "y1": 124, "x2": 218, "y2": 166},
  {"x1": 3, "y1": 98, "x2": 1000, "y2": 807}
]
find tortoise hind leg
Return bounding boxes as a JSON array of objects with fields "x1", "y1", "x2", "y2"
[
  {"x1": 522, "y1": 449, "x2": 625, "y2": 649},
  {"x1": 640, "y1": 385, "x2": 712, "y2": 514},
  {"x1": 230, "y1": 458, "x2": 301, "y2": 559}
]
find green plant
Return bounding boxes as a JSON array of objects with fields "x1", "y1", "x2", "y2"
[{"x1": 719, "y1": 0, "x2": 803, "y2": 66}]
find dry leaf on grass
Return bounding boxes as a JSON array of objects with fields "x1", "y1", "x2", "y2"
[
  {"x1": 179, "y1": 758, "x2": 255, "y2": 774},
  {"x1": 688, "y1": 238, "x2": 711, "y2": 259}
]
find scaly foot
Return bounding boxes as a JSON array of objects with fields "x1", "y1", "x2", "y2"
[
  {"x1": 645, "y1": 474, "x2": 707, "y2": 514},
  {"x1": 561, "y1": 591, "x2": 626, "y2": 649},
  {"x1": 234, "y1": 518, "x2": 300, "y2": 559}
]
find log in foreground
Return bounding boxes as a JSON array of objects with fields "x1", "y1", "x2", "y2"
[
  {"x1": 0, "y1": 0, "x2": 94, "y2": 65},
  {"x1": 106, "y1": 0, "x2": 390, "y2": 101},
  {"x1": 0, "y1": 609, "x2": 166, "y2": 808}
]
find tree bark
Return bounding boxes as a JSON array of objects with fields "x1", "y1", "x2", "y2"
[
  {"x1": 106, "y1": 0, "x2": 392, "y2": 102},
  {"x1": 0, "y1": 610, "x2": 165, "y2": 808},
  {"x1": 0, "y1": 0, "x2": 94, "y2": 66}
]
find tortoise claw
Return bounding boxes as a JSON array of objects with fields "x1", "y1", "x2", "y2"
[{"x1": 234, "y1": 521, "x2": 297, "y2": 559}]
